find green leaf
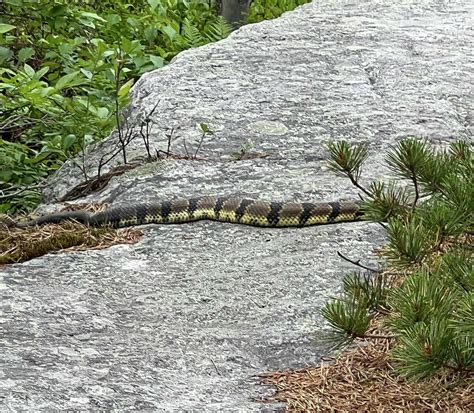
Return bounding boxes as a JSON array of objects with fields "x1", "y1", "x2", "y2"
[
  {"x1": 144, "y1": 26, "x2": 158, "y2": 44},
  {"x1": 80, "y1": 12, "x2": 107, "y2": 22},
  {"x1": 0, "y1": 168, "x2": 12, "y2": 181},
  {"x1": 133, "y1": 56, "x2": 147, "y2": 70},
  {"x1": 126, "y1": 17, "x2": 140, "y2": 29},
  {"x1": 96, "y1": 107, "x2": 109, "y2": 119},
  {"x1": 150, "y1": 55, "x2": 164, "y2": 68},
  {"x1": 35, "y1": 66, "x2": 50, "y2": 79},
  {"x1": 23, "y1": 64, "x2": 35, "y2": 77},
  {"x1": 147, "y1": 0, "x2": 160, "y2": 10},
  {"x1": 0, "y1": 82, "x2": 15, "y2": 91},
  {"x1": 18, "y1": 47, "x2": 35, "y2": 62},
  {"x1": 55, "y1": 71, "x2": 80, "y2": 90},
  {"x1": 58, "y1": 43, "x2": 74, "y2": 56},
  {"x1": 386, "y1": 216, "x2": 435, "y2": 267},
  {"x1": 106, "y1": 14, "x2": 121, "y2": 25},
  {"x1": 0, "y1": 46, "x2": 13, "y2": 64},
  {"x1": 386, "y1": 139, "x2": 431, "y2": 181},
  {"x1": 102, "y1": 50, "x2": 115, "y2": 58},
  {"x1": 0, "y1": 68, "x2": 15, "y2": 76},
  {"x1": 61, "y1": 135, "x2": 76, "y2": 150},
  {"x1": 80, "y1": 68, "x2": 93, "y2": 80},
  {"x1": 327, "y1": 140, "x2": 369, "y2": 181},
  {"x1": 78, "y1": 18, "x2": 96, "y2": 29},
  {"x1": 0, "y1": 24, "x2": 16, "y2": 34},
  {"x1": 200, "y1": 123, "x2": 210, "y2": 133},
  {"x1": 322, "y1": 296, "x2": 372, "y2": 338},
  {"x1": 365, "y1": 181, "x2": 412, "y2": 221},
  {"x1": 121, "y1": 37, "x2": 133, "y2": 53},
  {"x1": 118, "y1": 79, "x2": 134, "y2": 98},
  {"x1": 162, "y1": 25, "x2": 177, "y2": 41},
  {"x1": 46, "y1": 4, "x2": 68, "y2": 17}
]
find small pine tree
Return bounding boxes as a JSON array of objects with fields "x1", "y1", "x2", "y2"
[{"x1": 323, "y1": 138, "x2": 473, "y2": 379}]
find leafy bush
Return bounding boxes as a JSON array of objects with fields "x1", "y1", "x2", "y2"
[
  {"x1": 0, "y1": 0, "x2": 312, "y2": 212},
  {"x1": 0, "y1": 0, "x2": 232, "y2": 212},
  {"x1": 247, "y1": 0, "x2": 311, "y2": 23},
  {"x1": 323, "y1": 138, "x2": 473, "y2": 379}
]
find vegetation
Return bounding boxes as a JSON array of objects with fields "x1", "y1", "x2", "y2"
[
  {"x1": 262, "y1": 139, "x2": 473, "y2": 410},
  {"x1": 2, "y1": 1, "x2": 469, "y2": 408},
  {"x1": 246, "y1": 0, "x2": 311, "y2": 23},
  {"x1": 0, "y1": 215, "x2": 142, "y2": 265},
  {"x1": 323, "y1": 138, "x2": 473, "y2": 379},
  {"x1": 0, "y1": 0, "x2": 308, "y2": 213}
]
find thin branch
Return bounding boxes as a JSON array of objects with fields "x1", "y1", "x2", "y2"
[
  {"x1": 183, "y1": 138, "x2": 190, "y2": 158},
  {"x1": 0, "y1": 183, "x2": 47, "y2": 201},
  {"x1": 194, "y1": 132, "x2": 206, "y2": 159},
  {"x1": 97, "y1": 142, "x2": 127, "y2": 177},
  {"x1": 114, "y1": 52, "x2": 127, "y2": 164},
  {"x1": 139, "y1": 101, "x2": 160, "y2": 159},
  {"x1": 359, "y1": 333, "x2": 396, "y2": 340},
  {"x1": 0, "y1": 115, "x2": 28, "y2": 131},
  {"x1": 346, "y1": 172, "x2": 374, "y2": 199},
  {"x1": 166, "y1": 127, "x2": 173, "y2": 158},
  {"x1": 139, "y1": 121, "x2": 151, "y2": 158},
  {"x1": 147, "y1": 101, "x2": 160, "y2": 119},
  {"x1": 337, "y1": 251, "x2": 379, "y2": 273},
  {"x1": 209, "y1": 358, "x2": 221, "y2": 375},
  {"x1": 410, "y1": 170, "x2": 420, "y2": 209},
  {"x1": 72, "y1": 134, "x2": 90, "y2": 181},
  {"x1": 80, "y1": 135, "x2": 89, "y2": 181}
]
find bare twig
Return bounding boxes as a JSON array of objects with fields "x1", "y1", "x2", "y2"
[
  {"x1": 97, "y1": 130, "x2": 137, "y2": 177},
  {"x1": 139, "y1": 101, "x2": 160, "y2": 159},
  {"x1": 114, "y1": 51, "x2": 127, "y2": 164},
  {"x1": 194, "y1": 132, "x2": 206, "y2": 159},
  {"x1": 165, "y1": 127, "x2": 175, "y2": 158},
  {"x1": 183, "y1": 138, "x2": 190, "y2": 158},
  {"x1": 0, "y1": 182, "x2": 47, "y2": 201},
  {"x1": 337, "y1": 251, "x2": 379, "y2": 273},
  {"x1": 139, "y1": 122, "x2": 151, "y2": 158},
  {"x1": 72, "y1": 134, "x2": 90, "y2": 181},
  {"x1": 209, "y1": 358, "x2": 221, "y2": 375},
  {"x1": 359, "y1": 333, "x2": 396, "y2": 340}
]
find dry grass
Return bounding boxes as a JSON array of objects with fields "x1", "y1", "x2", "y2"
[
  {"x1": 260, "y1": 339, "x2": 474, "y2": 412},
  {"x1": 0, "y1": 203, "x2": 142, "y2": 265}
]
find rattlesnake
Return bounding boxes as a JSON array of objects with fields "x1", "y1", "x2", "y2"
[{"x1": 11, "y1": 196, "x2": 363, "y2": 228}]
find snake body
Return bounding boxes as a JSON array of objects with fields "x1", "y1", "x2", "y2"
[{"x1": 15, "y1": 197, "x2": 364, "y2": 229}]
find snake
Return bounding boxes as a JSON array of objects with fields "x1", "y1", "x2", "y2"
[{"x1": 12, "y1": 196, "x2": 364, "y2": 229}]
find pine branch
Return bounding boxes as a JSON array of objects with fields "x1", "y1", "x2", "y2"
[{"x1": 326, "y1": 141, "x2": 373, "y2": 198}]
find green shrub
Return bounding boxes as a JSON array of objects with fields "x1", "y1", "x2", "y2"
[
  {"x1": 0, "y1": 0, "x2": 312, "y2": 212},
  {"x1": 246, "y1": 0, "x2": 311, "y2": 23},
  {"x1": 0, "y1": 0, "x2": 232, "y2": 212},
  {"x1": 323, "y1": 138, "x2": 473, "y2": 379}
]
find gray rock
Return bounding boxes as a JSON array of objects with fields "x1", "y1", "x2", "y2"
[{"x1": 1, "y1": 0, "x2": 472, "y2": 410}]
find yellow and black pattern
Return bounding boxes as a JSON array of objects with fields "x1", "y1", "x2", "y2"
[{"x1": 15, "y1": 197, "x2": 364, "y2": 229}]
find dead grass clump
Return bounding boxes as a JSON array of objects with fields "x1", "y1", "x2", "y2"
[{"x1": 0, "y1": 221, "x2": 142, "y2": 265}]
